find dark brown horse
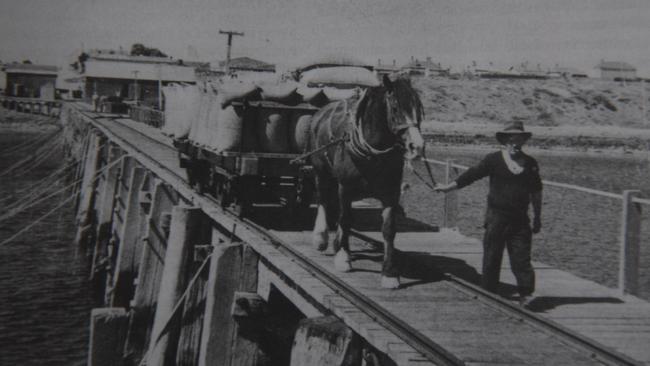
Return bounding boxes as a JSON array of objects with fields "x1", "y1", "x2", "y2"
[{"x1": 308, "y1": 74, "x2": 425, "y2": 289}]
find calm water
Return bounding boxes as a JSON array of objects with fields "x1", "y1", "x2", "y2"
[
  {"x1": 403, "y1": 144, "x2": 650, "y2": 299},
  {"x1": 0, "y1": 129, "x2": 91, "y2": 366}
]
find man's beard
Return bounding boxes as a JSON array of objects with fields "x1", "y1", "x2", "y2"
[{"x1": 506, "y1": 144, "x2": 522, "y2": 154}]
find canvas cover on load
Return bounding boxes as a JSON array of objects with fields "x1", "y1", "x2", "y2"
[
  {"x1": 293, "y1": 54, "x2": 373, "y2": 73},
  {"x1": 300, "y1": 66, "x2": 380, "y2": 88}
]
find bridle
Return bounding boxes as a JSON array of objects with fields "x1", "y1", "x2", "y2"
[{"x1": 348, "y1": 89, "x2": 419, "y2": 160}]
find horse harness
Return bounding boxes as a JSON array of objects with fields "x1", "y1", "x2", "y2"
[{"x1": 289, "y1": 89, "x2": 417, "y2": 164}]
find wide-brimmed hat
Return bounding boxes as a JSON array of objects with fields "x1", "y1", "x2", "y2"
[{"x1": 496, "y1": 121, "x2": 532, "y2": 145}]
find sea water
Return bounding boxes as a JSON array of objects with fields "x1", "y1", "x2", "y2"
[{"x1": 0, "y1": 128, "x2": 91, "y2": 366}]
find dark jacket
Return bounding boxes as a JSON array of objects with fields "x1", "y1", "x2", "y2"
[{"x1": 455, "y1": 151, "x2": 542, "y2": 219}]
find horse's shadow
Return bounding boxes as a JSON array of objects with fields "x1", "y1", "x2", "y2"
[
  {"x1": 524, "y1": 296, "x2": 623, "y2": 313},
  {"x1": 350, "y1": 248, "x2": 483, "y2": 289},
  {"x1": 249, "y1": 205, "x2": 438, "y2": 232}
]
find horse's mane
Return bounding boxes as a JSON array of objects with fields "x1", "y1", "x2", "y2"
[{"x1": 355, "y1": 76, "x2": 424, "y2": 124}]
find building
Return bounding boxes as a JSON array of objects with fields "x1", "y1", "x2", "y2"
[
  {"x1": 596, "y1": 60, "x2": 637, "y2": 81},
  {"x1": 77, "y1": 49, "x2": 202, "y2": 105},
  {"x1": 2, "y1": 63, "x2": 58, "y2": 99},
  {"x1": 375, "y1": 59, "x2": 399, "y2": 76},
  {"x1": 401, "y1": 57, "x2": 449, "y2": 77}
]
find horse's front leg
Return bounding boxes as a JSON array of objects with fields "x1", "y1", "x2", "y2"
[
  {"x1": 312, "y1": 174, "x2": 330, "y2": 252},
  {"x1": 381, "y1": 204, "x2": 400, "y2": 289},
  {"x1": 334, "y1": 183, "x2": 352, "y2": 272}
]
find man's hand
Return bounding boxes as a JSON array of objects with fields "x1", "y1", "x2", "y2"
[
  {"x1": 532, "y1": 217, "x2": 541, "y2": 234},
  {"x1": 433, "y1": 182, "x2": 457, "y2": 193}
]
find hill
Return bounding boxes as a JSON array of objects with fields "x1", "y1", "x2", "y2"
[{"x1": 413, "y1": 77, "x2": 650, "y2": 151}]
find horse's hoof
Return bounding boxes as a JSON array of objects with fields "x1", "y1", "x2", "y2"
[
  {"x1": 313, "y1": 231, "x2": 328, "y2": 252},
  {"x1": 381, "y1": 276, "x2": 400, "y2": 289},
  {"x1": 334, "y1": 250, "x2": 352, "y2": 272}
]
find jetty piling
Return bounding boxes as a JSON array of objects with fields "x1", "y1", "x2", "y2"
[{"x1": 110, "y1": 166, "x2": 147, "y2": 308}]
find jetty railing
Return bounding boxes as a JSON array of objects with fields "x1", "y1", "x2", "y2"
[
  {"x1": 426, "y1": 157, "x2": 649, "y2": 299},
  {"x1": 129, "y1": 105, "x2": 165, "y2": 128}
]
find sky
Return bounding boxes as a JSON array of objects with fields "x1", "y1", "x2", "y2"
[{"x1": 1, "y1": 0, "x2": 650, "y2": 76}]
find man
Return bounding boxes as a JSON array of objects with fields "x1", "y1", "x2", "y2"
[{"x1": 434, "y1": 121, "x2": 542, "y2": 306}]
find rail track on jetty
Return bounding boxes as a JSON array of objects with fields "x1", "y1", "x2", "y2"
[{"x1": 70, "y1": 103, "x2": 645, "y2": 366}]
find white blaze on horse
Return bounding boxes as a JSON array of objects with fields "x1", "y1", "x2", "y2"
[{"x1": 307, "y1": 74, "x2": 425, "y2": 289}]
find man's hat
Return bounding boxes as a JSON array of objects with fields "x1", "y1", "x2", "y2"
[{"x1": 496, "y1": 120, "x2": 532, "y2": 145}]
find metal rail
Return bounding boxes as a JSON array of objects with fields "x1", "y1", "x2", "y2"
[{"x1": 78, "y1": 109, "x2": 643, "y2": 366}]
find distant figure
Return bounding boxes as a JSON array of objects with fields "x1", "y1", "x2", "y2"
[
  {"x1": 435, "y1": 121, "x2": 543, "y2": 307},
  {"x1": 92, "y1": 92, "x2": 99, "y2": 112}
]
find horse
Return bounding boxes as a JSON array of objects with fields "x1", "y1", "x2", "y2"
[{"x1": 308, "y1": 74, "x2": 425, "y2": 289}]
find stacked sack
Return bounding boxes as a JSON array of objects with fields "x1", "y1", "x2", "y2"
[
  {"x1": 162, "y1": 83, "x2": 201, "y2": 139},
  {"x1": 181, "y1": 66, "x2": 376, "y2": 154}
]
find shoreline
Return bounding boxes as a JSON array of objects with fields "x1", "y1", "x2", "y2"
[{"x1": 423, "y1": 121, "x2": 650, "y2": 157}]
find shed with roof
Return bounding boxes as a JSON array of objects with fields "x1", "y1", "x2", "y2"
[
  {"x1": 2, "y1": 63, "x2": 58, "y2": 99},
  {"x1": 596, "y1": 60, "x2": 637, "y2": 81},
  {"x1": 401, "y1": 57, "x2": 449, "y2": 77},
  {"x1": 78, "y1": 50, "x2": 201, "y2": 106}
]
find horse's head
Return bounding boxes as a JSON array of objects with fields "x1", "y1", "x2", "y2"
[{"x1": 382, "y1": 74, "x2": 425, "y2": 160}]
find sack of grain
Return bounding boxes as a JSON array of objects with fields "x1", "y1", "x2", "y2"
[
  {"x1": 257, "y1": 109, "x2": 289, "y2": 153},
  {"x1": 300, "y1": 66, "x2": 379, "y2": 87},
  {"x1": 219, "y1": 82, "x2": 261, "y2": 108},
  {"x1": 323, "y1": 87, "x2": 357, "y2": 101},
  {"x1": 190, "y1": 87, "x2": 214, "y2": 146},
  {"x1": 208, "y1": 95, "x2": 245, "y2": 152},
  {"x1": 297, "y1": 87, "x2": 329, "y2": 106},
  {"x1": 177, "y1": 85, "x2": 202, "y2": 139},
  {"x1": 260, "y1": 84, "x2": 300, "y2": 105},
  {"x1": 289, "y1": 112, "x2": 312, "y2": 153}
]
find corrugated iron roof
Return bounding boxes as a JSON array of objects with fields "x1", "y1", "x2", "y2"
[
  {"x1": 83, "y1": 59, "x2": 196, "y2": 82},
  {"x1": 2, "y1": 63, "x2": 58, "y2": 75}
]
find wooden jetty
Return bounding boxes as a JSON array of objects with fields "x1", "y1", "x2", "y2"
[
  {"x1": 59, "y1": 101, "x2": 650, "y2": 366},
  {"x1": 0, "y1": 95, "x2": 62, "y2": 117}
]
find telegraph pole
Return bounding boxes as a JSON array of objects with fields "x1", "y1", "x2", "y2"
[{"x1": 219, "y1": 29, "x2": 244, "y2": 73}]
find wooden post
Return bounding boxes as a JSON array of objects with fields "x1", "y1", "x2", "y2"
[
  {"x1": 91, "y1": 145, "x2": 124, "y2": 289},
  {"x1": 123, "y1": 181, "x2": 178, "y2": 364},
  {"x1": 74, "y1": 132, "x2": 103, "y2": 248},
  {"x1": 443, "y1": 159, "x2": 459, "y2": 229},
  {"x1": 110, "y1": 166, "x2": 146, "y2": 307},
  {"x1": 147, "y1": 205, "x2": 202, "y2": 366},
  {"x1": 619, "y1": 190, "x2": 642, "y2": 296},
  {"x1": 104, "y1": 156, "x2": 136, "y2": 302},
  {"x1": 198, "y1": 233, "x2": 260, "y2": 366},
  {"x1": 289, "y1": 316, "x2": 362, "y2": 366},
  {"x1": 88, "y1": 308, "x2": 129, "y2": 366}
]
